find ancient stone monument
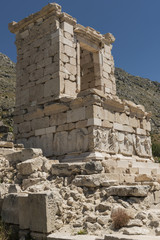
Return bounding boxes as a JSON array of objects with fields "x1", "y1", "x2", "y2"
[
  {"x1": 9, "y1": 3, "x2": 152, "y2": 163},
  {"x1": 1, "y1": 4, "x2": 160, "y2": 240}
]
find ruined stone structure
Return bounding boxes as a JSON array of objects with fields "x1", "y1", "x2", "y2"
[{"x1": 9, "y1": 3, "x2": 152, "y2": 162}]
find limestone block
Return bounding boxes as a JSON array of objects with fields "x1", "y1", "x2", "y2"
[
  {"x1": 64, "y1": 45, "x2": 76, "y2": 58},
  {"x1": 35, "y1": 128, "x2": 46, "y2": 136},
  {"x1": 50, "y1": 112, "x2": 67, "y2": 126},
  {"x1": 17, "y1": 157, "x2": 44, "y2": 175},
  {"x1": 61, "y1": 22, "x2": 73, "y2": 35},
  {"x1": 44, "y1": 103, "x2": 69, "y2": 115},
  {"x1": 104, "y1": 110, "x2": 114, "y2": 122},
  {"x1": 61, "y1": 36, "x2": 73, "y2": 47},
  {"x1": 154, "y1": 191, "x2": 160, "y2": 204},
  {"x1": 0, "y1": 141, "x2": 14, "y2": 148},
  {"x1": 64, "y1": 63, "x2": 77, "y2": 75},
  {"x1": 20, "y1": 88, "x2": 29, "y2": 106},
  {"x1": 64, "y1": 32, "x2": 72, "y2": 40},
  {"x1": 103, "y1": 63, "x2": 111, "y2": 74},
  {"x1": 53, "y1": 128, "x2": 88, "y2": 155},
  {"x1": 72, "y1": 174, "x2": 108, "y2": 188},
  {"x1": 24, "y1": 108, "x2": 44, "y2": 121},
  {"x1": 93, "y1": 105, "x2": 105, "y2": 119},
  {"x1": 129, "y1": 116, "x2": 140, "y2": 128},
  {"x1": 136, "y1": 128, "x2": 146, "y2": 136},
  {"x1": 113, "y1": 123, "x2": 134, "y2": 133},
  {"x1": 87, "y1": 118, "x2": 102, "y2": 126},
  {"x1": 18, "y1": 194, "x2": 30, "y2": 229},
  {"x1": 53, "y1": 131, "x2": 68, "y2": 155},
  {"x1": 105, "y1": 185, "x2": 150, "y2": 197},
  {"x1": 28, "y1": 192, "x2": 58, "y2": 233},
  {"x1": 121, "y1": 227, "x2": 150, "y2": 236},
  {"x1": 57, "y1": 124, "x2": 68, "y2": 132},
  {"x1": 67, "y1": 107, "x2": 85, "y2": 123},
  {"x1": 35, "y1": 126, "x2": 56, "y2": 136},
  {"x1": 76, "y1": 120, "x2": 87, "y2": 129},
  {"x1": 44, "y1": 63, "x2": 59, "y2": 76},
  {"x1": 61, "y1": 53, "x2": 69, "y2": 63},
  {"x1": 83, "y1": 161, "x2": 103, "y2": 175},
  {"x1": 65, "y1": 80, "x2": 77, "y2": 96},
  {"x1": 37, "y1": 133, "x2": 54, "y2": 157},
  {"x1": 51, "y1": 163, "x2": 82, "y2": 176},
  {"x1": 1, "y1": 194, "x2": 19, "y2": 224},
  {"x1": 135, "y1": 174, "x2": 153, "y2": 182},
  {"x1": 115, "y1": 113, "x2": 129, "y2": 125},
  {"x1": 44, "y1": 78, "x2": 59, "y2": 98},
  {"x1": 70, "y1": 57, "x2": 76, "y2": 66},
  {"x1": 18, "y1": 121, "x2": 31, "y2": 133},
  {"x1": 102, "y1": 120, "x2": 113, "y2": 128},
  {"x1": 31, "y1": 117, "x2": 49, "y2": 130}
]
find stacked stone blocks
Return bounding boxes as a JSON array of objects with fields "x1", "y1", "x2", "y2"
[{"x1": 9, "y1": 3, "x2": 152, "y2": 162}]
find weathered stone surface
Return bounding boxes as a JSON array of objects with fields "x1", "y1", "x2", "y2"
[
  {"x1": 0, "y1": 141, "x2": 14, "y2": 148},
  {"x1": 1, "y1": 193, "x2": 19, "y2": 224},
  {"x1": 83, "y1": 161, "x2": 103, "y2": 174},
  {"x1": 18, "y1": 194, "x2": 30, "y2": 229},
  {"x1": 135, "y1": 174, "x2": 153, "y2": 182},
  {"x1": 121, "y1": 227, "x2": 150, "y2": 235},
  {"x1": 17, "y1": 157, "x2": 44, "y2": 175},
  {"x1": 51, "y1": 163, "x2": 82, "y2": 176},
  {"x1": 29, "y1": 191, "x2": 61, "y2": 233},
  {"x1": 72, "y1": 174, "x2": 108, "y2": 187},
  {"x1": 105, "y1": 185, "x2": 150, "y2": 197}
]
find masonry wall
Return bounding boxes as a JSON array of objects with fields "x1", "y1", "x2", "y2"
[{"x1": 9, "y1": 3, "x2": 152, "y2": 161}]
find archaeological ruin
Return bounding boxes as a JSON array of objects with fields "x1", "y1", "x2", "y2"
[
  {"x1": 1, "y1": 3, "x2": 160, "y2": 240},
  {"x1": 9, "y1": 2, "x2": 152, "y2": 162}
]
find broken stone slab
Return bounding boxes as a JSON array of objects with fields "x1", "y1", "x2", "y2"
[
  {"x1": 6, "y1": 148, "x2": 43, "y2": 164},
  {"x1": 0, "y1": 141, "x2": 14, "y2": 148},
  {"x1": 104, "y1": 234, "x2": 160, "y2": 240},
  {"x1": 135, "y1": 174, "x2": 153, "y2": 182},
  {"x1": 16, "y1": 156, "x2": 44, "y2": 175},
  {"x1": 72, "y1": 174, "x2": 109, "y2": 187},
  {"x1": 51, "y1": 163, "x2": 83, "y2": 176},
  {"x1": 120, "y1": 227, "x2": 150, "y2": 235},
  {"x1": 1, "y1": 193, "x2": 19, "y2": 224},
  {"x1": 47, "y1": 234, "x2": 103, "y2": 240},
  {"x1": 82, "y1": 161, "x2": 103, "y2": 174},
  {"x1": 29, "y1": 191, "x2": 62, "y2": 233},
  {"x1": 105, "y1": 185, "x2": 150, "y2": 197}
]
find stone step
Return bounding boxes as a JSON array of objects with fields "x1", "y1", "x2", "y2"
[
  {"x1": 47, "y1": 234, "x2": 103, "y2": 240},
  {"x1": 104, "y1": 234, "x2": 160, "y2": 240}
]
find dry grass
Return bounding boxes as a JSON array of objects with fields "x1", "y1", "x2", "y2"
[{"x1": 111, "y1": 207, "x2": 131, "y2": 229}]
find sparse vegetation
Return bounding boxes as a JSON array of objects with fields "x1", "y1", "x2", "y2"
[
  {"x1": 77, "y1": 229, "x2": 88, "y2": 235},
  {"x1": 111, "y1": 208, "x2": 131, "y2": 229}
]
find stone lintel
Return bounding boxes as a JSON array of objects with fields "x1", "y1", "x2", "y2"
[{"x1": 74, "y1": 24, "x2": 114, "y2": 48}]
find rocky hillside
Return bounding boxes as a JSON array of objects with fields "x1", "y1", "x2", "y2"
[
  {"x1": 115, "y1": 68, "x2": 160, "y2": 134},
  {"x1": 0, "y1": 53, "x2": 159, "y2": 136},
  {"x1": 0, "y1": 53, "x2": 16, "y2": 136}
]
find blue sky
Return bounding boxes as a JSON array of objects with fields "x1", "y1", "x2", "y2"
[{"x1": 1, "y1": 0, "x2": 160, "y2": 82}]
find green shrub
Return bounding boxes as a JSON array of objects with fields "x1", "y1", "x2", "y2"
[
  {"x1": 77, "y1": 229, "x2": 88, "y2": 235},
  {"x1": 152, "y1": 142, "x2": 160, "y2": 162}
]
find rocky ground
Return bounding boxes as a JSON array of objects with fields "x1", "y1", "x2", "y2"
[{"x1": 1, "y1": 143, "x2": 160, "y2": 239}]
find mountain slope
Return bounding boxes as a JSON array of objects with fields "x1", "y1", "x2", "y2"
[
  {"x1": 0, "y1": 53, "x2": 16, "y2": 129},
  {"x1": 115, "y1": 67, "x2": 160, "y2": 133}
]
